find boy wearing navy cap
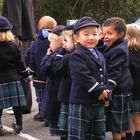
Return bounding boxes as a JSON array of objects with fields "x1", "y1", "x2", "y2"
[{"x1": 68, "y1": 16, "x2": 109, "y2": 140}]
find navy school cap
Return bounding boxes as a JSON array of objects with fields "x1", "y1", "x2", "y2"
[
  {"x1": 51, "y1": 25, "x2": 65, "y2": 36},
  {"x1": 64, "y1": 23, "x2": 75, "y2": 30},
  {"x1": 73, "y1": 16, "x2": 99, "y2": 33},
  {"x1": 0, "y1": 16, "x2": 13, "y2": 32}
]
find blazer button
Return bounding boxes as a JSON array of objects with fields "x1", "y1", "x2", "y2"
[
  {"x1": 100, "y1": 74, "x2": 103, "y2": 78},
  {"x1": 101, "y1": 82, "x2": 104, "y2": 85},
  {"x1": 100, "y1": 68, "x2": 102, "y2": 71}
]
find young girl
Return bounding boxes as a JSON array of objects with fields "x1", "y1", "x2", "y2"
[
  {"x1": 28, "y1": 16, "x2": 57, "y2": 122},
  {"x1": 0, "y1": 16, "x2": 29, "y2": 135},
  {"x1": 53, "y1": 24, "x2": 76, "y2": 140},
  {"x1": 126, "y1": 24, "x2": 140, "y2": 140},
  {"x1": 40, "y1": 25, "x2": 66, "y2": 139}
]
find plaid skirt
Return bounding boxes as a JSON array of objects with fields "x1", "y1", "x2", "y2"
[
  {"x1": 49, "y1": 120, "x2": 67, "y2": 137},
  {"x1": 68, "y1": 104, "x2": 105, "y2": 140},
  {"x1": 0, "y1": 81, "x2": 27, "y2": 109},
  {"x1": 133, "y1": 100, "x2": 140, "y2": 113},
  {"x1": 105, "y1": 92, "x2": 132, "y2": 132},
  {"x1": 34, "y1": 83, "x2": 45, "y2": 110},
  {"x1": 58, "y1": 103, "x2": 69, "y2": 132}
]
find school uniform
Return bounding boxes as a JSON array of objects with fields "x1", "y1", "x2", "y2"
[
  {"x1": 68, "y1": 43, "x2": 108, "y2": 140},
  {"x1": 53, "y1": 48, "x2": 72, "y2": 134},
  {"x1": 0, "y1": 41, "x2": 28, "y2": 109},
  {"x1": 129, "y1": 49, "x2": 140, "y2": 113},
  {"x1": 40, "y1": 47, "x2": 65, "y2": 136},
  {"x1": 102, "y1": 38, "x2": 133, "y2": 132},
  {"x1": 28, "y1": 29, "x2": 50, "y2": 115}
]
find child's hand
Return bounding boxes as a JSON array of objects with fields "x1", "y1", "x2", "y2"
[
  {"x1": 98, "y1": 90, "x2": 108, "y2": 100},
  {"x1": 103, "y1": 101, "x2": 109, "y2": 107},
  {"x1": 47, "y1": 48, "x2": 53, "y2": 55}
]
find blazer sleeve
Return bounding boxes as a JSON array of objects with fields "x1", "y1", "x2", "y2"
[{"x1": 107, "y1": 48, "x2": 127, "y2": 89}]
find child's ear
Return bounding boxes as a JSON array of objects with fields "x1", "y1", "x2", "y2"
[
  {"x1": 119, "y1": 32, "x2": 125, "y2": 38},
  {"x1": 74, "y1": 34, "x2": 79, "y2": 42}
]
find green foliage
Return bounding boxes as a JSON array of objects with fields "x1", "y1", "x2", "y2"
[
  {"x1": 40, "y1": 0, "x2": 140, "y2": 24},
  {"x1": 0, "y1": 0, "x2": 140, "y2": 24},
  {"x1": 0, "y1": 0, "x2": 2, "y2": 15}
]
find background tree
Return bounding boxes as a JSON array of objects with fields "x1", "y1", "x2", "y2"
[{"x1": 1, "y1": 0, "x2": 140, "y2": 25}]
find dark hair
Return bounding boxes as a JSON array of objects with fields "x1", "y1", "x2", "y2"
[{"x1": 102, "y1": 17, "x2": 126, "y2": 34}]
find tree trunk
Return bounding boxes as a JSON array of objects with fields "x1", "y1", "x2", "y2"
[{"x1": 33, "y1": 0, "x2": 41, "y2": 25}]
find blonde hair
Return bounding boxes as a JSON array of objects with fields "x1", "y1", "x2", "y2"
[
  {"x1": 0, "y1": 30, "x2": 15, "y2": 42},
  {"x1": 38, "y1": 16, "x2": 57, "y2": 30},
  {"x1": 48, "y1": 33, "x2": 64, "y2": 45},
  {"x1": 126, "y1": 24, "x2": 140, "y2": 50},
  {"x1": 63, "y1": 30, "x2": 76, "y2": 45}
]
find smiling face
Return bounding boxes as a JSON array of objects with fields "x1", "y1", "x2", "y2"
[
  {"x1": 103, "y1": 25, "x2": 125, "y2": 47},
  {"x1": 75, "y1": 26, "x2": 99, "y2": 49}
]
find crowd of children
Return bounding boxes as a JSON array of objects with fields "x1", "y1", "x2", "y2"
[{"x1": 0, "y1": 13, "x2": 140, "y2": 140}]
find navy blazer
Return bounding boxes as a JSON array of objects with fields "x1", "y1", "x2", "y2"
[
  {"x1": 53, "y1": 48, "x2": 72, "y2": 104},
  {"x1": 40, "y1": 47, "x2": 61, "y2": 121},
  {"x1": 102, "y1": 39, "x2": 133, "y2": 94},
  {"x1": 69, "y1": 43, "x2": 108, "y2": 105},
  {"x1": 0, "y1": 41, "x2": 29, "y2": 84},
  {"x1": 129, "y1": 49, "x2": 140, "y2": 99}
]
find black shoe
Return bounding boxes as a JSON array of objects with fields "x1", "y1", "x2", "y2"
[
  {"x1": 33, "y1": 113, "x2": 44, "y2": 121},
  {"x1": 0, "y1": 129, "x2": 5, "y2": 136},
  {"x1": 12, "y1": 123, "x2": 22, "y2": 134}
]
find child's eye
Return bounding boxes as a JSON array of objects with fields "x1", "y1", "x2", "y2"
[
  {"x1": 93, "y1": 34, "x2": 97, "y2": 36},
  {"x1": 108, "y1": 32, "x2": 112, "y2": 35}
]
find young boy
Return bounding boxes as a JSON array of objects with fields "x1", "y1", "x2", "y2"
[
  {"x1": 68, "y1": 16, "x2": 109, "y2": 140},
  {"x1": 102, "y1": 17, "x2": 133, "y2": 140}
]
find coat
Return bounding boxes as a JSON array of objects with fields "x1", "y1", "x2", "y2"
[
  {"x1": 129, "y1": 49, "x2": 140, "y2": 99},
  {"x1": 69, "y1": 43, "x2": 108, "y2": 105},
  {"x1": 2, "y1": 0, "x2": 36, "y2": 40}
]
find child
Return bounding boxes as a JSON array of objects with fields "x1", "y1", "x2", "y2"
[
  {"x1": 126, "y1": 24, "x2": 140, "y2": 140},
  {"x1": 28, "y1": 16, "x2": 57, "y2": 122},
  {"x1": 40, "y1": 25, "x2": 66, "y2": 139},
  {"x1": 102, "y1": 17, "x2": 133, "y2": 140},
  {"x1": 68, "y1": 16, "x2": 109, "y2": 140},
  {"x1": 52, "y1": 24, "x2": 76, "y2": 140},
  {"x1": 0, "y1": 16, "x2": 29, "y2": 135}
]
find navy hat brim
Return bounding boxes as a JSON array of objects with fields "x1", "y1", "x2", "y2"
[
  {"x1": 73, "y1": 16, "x2": 99, "y2": 33},
  {"x1": 51, "y1": 25, "x2": 65, "y2": 36}
]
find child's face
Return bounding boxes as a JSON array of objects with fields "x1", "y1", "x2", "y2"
[
  {"x1": 102, "y1": 25, "x2": 124, "y2": 47},
  {"x1": 49, "y1": 39, "x2": 61, "y2": 52},
  {"x1": 75, "y1": 26, "x2": 99, "y2": 49},
  {"x1": 63, "y1": 35, "x2": 74, "y2": 52}
]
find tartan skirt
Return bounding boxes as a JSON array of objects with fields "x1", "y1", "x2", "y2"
[
  {"x1": 68, "y1": 104, "x2": 106, "y2": 140},
  {"x1": 34, "y1": 83, "x2": 45, "y2": 110},
  {"x1": 133, "y1": 100, "x2": 140, "y2": 113},
  {"x1": 49, "y1": 120, "x2": 67, "y2": 137},
  {"x1": 58, "y1": 103, "x2": 69, "y2": 132},
  {"x1": 0, "y1": 81, "x2": 27, "y2": 109},
  {"x1": 105, "y1": 92, "x2": 132, "y2": 132}
]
